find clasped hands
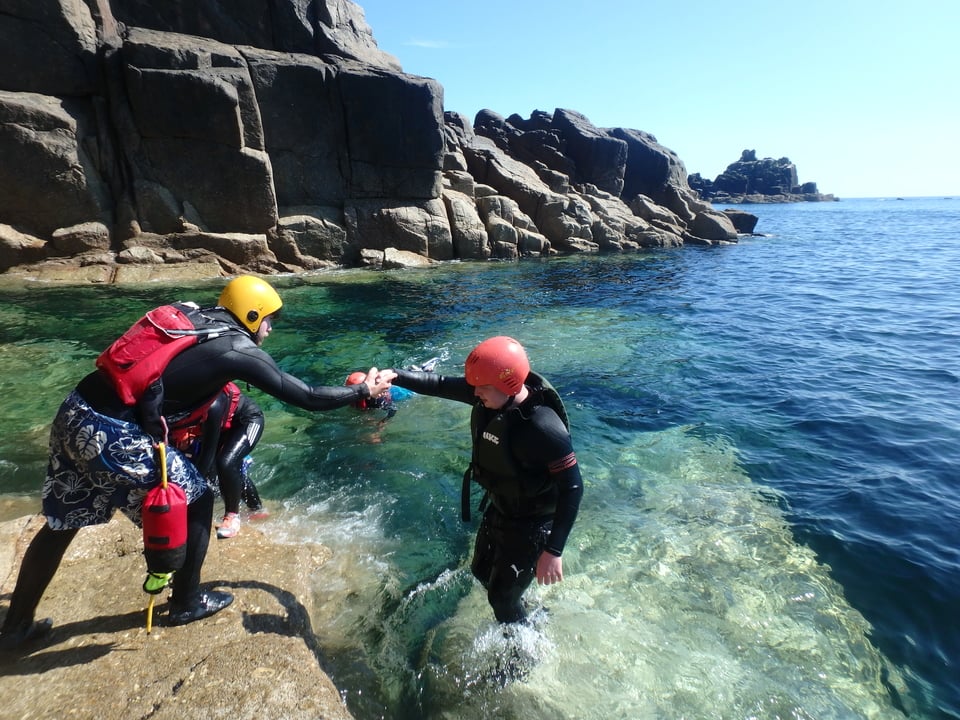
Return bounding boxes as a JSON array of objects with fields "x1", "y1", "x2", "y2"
[{"x1": 361, "y1": 366, "x2": 397, "y2": 399}]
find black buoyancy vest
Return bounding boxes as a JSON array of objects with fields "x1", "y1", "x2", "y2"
[{"x1": 461, "y1": 371, "x2": 569, "y2": 521}]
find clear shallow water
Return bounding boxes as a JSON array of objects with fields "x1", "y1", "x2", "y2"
[{"x1": 1, "y1": 196, "x2": 958, "y2": 719}]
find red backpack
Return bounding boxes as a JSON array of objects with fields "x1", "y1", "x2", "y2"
[{"x1": 96, "y1": 303, "x2": 233, "y2": 405}]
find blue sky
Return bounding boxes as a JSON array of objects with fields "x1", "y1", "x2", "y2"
[{"x1": 358, "y1": 0, "x2": 958, "y2": 199}]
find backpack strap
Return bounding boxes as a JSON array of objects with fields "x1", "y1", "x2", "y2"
[{"x1": 461, "y1": 465, "x2": 473, "y2": 522}]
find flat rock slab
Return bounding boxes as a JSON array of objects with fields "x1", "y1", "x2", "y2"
[{"x1": 0, "y1": 514, "x2": 354, "y2": 720}]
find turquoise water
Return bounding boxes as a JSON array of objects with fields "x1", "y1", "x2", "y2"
[{"x1": 1, "y1": 196, "x2": 958, "y2": 719}]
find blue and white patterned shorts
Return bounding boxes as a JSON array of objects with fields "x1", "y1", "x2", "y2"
[{"x1": 41, "y1": 391, "x2": 208, "y2": 529}]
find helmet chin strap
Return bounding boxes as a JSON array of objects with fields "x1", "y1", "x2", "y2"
[{"x1": 498, "y1": 394, "x2": 517, "y2": 411}]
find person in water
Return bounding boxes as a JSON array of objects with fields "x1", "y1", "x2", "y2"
[
  {"x1": 169, "y1": 382, "x2": 267, "y2": 539},
  {"x1": 385, "y1": 337, "x2": 582, "y2": 623},
  {"x1": 345, "y1": 371, "x2": 415, "y2": 419},
  {"x1": 0, "y1": 275, "x2": 395, "y2": 648}
]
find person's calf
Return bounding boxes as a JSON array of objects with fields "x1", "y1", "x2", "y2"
[{"x1": 490, "y1": 596, "x2": 528, "y2": 624}]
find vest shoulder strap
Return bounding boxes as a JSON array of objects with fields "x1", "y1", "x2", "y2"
[{"x1": 527, "y1": 371, "x2": 570, "y2": 429}]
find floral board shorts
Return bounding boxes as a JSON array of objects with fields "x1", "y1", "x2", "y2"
[{"x1": 41, "y1": 390, "x2": 208, "y2": 530}]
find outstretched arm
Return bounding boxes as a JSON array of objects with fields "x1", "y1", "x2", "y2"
[{"x1": 389, "y1": 368, "x2": 476, "y2": 405}]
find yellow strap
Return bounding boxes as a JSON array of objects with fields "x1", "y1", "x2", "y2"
[
  {"x1": 157, "y1": 441, "x2": 168, "y2": 489},
  {"x1": 146, "y1": 594, "x2": 155, "y2": 633}
]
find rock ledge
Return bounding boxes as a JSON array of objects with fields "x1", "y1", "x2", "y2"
[{"x1": 0, "y1": 514, "x2": 354, "y2": 720}]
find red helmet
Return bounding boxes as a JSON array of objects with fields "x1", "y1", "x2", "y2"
[
  {"x1": 345, "y1": 371, "x2": 369, "y2": 409},
  {"x1": 465, "y1": 336, "x2": 530, "y2": 396},
  {"x1": 345, "y1": 372, "x2": 367, "y2": 386}
]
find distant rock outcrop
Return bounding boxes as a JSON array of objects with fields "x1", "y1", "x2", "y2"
[
  {"x1": 689, "y1": 150, "x2": 836, "y2": 204},
  {"x1": 1, "y1": 0, "x2": 752, "y2": 281}
]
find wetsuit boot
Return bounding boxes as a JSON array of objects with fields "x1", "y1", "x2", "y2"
[{"x1": 167, "y1": 489, "x2": 232, "y2": 625}]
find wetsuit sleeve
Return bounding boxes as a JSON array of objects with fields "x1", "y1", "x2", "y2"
[
  {"x1": 514, "y1": 407, "x2": 583, "y2": 556},
  {"x1": 265, "y1": 365, "x2": 371, "y2": 410},
  {"x1": 238, "y1": 344, "x2": 370, "y2": 410},
  {"x1": 166, "y1": 337, "x2": 372, "y2": 412},
  {"x1": 392, "y1": 369, "x2": 475, "y2": 405}
]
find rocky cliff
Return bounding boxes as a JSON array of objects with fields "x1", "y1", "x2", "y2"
[{"x1": 0, "y1": 0, "x2": 750, "y2": 281}]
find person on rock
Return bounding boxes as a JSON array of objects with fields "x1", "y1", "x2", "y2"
[
  {"x1": 384, "y1": 337, "x2": 582, "y2": 624},
  {"x1": 0, "y1": 275, "x2": 395, "y2": 648}
]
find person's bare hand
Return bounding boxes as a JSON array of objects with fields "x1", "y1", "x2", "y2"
[
  {"x1": 536, "y1": 551, "x2": 563, "y2": 585},
  {"x1": 364, "y1": 367, "x2": 396, "y2": 398}
]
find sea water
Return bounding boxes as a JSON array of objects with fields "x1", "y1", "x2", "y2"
[{"x1": 0, "y1": 196, "x2": 957, "y2": 719}]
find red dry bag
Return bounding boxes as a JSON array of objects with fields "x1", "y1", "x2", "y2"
[{"x1": 142, "y1": 444, "x2": 188, "y2": 574}]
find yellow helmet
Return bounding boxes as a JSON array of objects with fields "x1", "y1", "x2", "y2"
[{"x1": 218, "y1": 275, "x2": 283, "y2": 333}]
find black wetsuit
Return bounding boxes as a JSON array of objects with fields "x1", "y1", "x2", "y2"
[
  {"x1": 195, "y1": 388, "x2": 265, "y2": 514},
  {"x1": 392, "y1": 369, "x2": 583, "y2": 623}
]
